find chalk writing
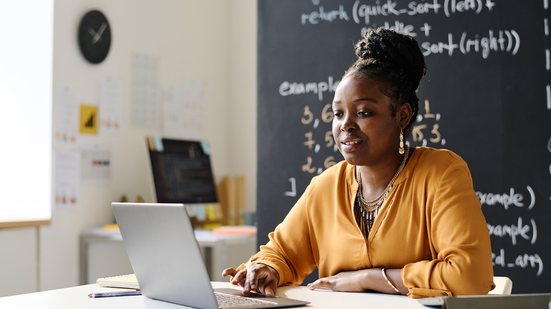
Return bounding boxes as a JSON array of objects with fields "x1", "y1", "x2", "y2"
[
  {"x1": 487, "y1": 217, "x2": 537, "y2": 245},
  {"x1": 302, "y1": 156, "x2": 316, "y2": 173},
  {"x1": 300, "y1": 0, "x2": 497, "y2": 27},
  {"x1": 478, "y1": 186, "x2": 535, "y2": 210},
  {"x1": 279, "y1": 77, "x2": 339, "y2": 101},
  {"x1": 548, "y1": 137, "x2": 551, "y2": 176},
  {"x1": 300, "y1": 1, "x2": 516, "y2": 59},
  {"x1": 304, "y1": 131, "x2": 316, "y2": 149},
  {"x1": 421, "y1": 29, "x2": 520, "y2": 58},
  {"x1": 360, "y1": 21, "x2": 416, "y2": 37},
  {"x1": 324, "y1": 156, "x2": 337, "y2": 168},
  {"x1": 297, "y1": 0, "x2": 512, "y2": 60},
  {"x1": 443, "y1": 0, "x2": 497, "y2": 17},
  {"x1": 284, "y1": 177, "x2": 297, "y2": 197},
  {"x1": 412, "y1": 99, "x2": 446, "y2": 146},
  {"x1": 301, "y1": 5, "x2": 349, "y2": 24},
  {"x1": 547, "y1": 85, "x2": 551, "y2": 110},
  {"x1": 321, "y1": 104, "x2": 333, "y2": 123},
  {"x1": 301, "y1": 106, "x2": 314, "y2": 125},
  {"x1": 493, "y1": 248, "x2": 544, "y2": 276},
  {"x1": 351, "y1": 0, "x2": 493, "y2": 25},
  {"x1": 299, "y1": 101, "x2": 340, "y2": 180},
  {"x1": 352, "y1": 0, "x2": 411, "y2": 25},
  {"x1": 324, "y1": 130, "x2": 334, "y2": 147}
]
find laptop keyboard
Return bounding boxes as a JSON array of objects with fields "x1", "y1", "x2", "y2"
[{"x1": 215, "y1": 292, "x2": 277, "y2": 308}]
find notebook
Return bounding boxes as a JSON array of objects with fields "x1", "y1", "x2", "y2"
[
  {"x1": 96, "y1": 273, "x2": 139, "y2": 290},
  {"x1": 111, "y1": 202, "x2": 309, "y2": 309}
]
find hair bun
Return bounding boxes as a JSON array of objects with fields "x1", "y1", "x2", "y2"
[
  {"x1": 355, "y1": 30, "x2": 388, "y2": 63},
  {"x1": 354, "y1": 28, "x2": 425, "y2": 85}
]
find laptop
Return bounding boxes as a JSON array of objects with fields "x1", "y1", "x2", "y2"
[
  {"x1": 418, "y1": 293, "x2": 551, "y2": 309},
  {"x1": 112, "y1": 202, "x2": 309, "y2": 309}
]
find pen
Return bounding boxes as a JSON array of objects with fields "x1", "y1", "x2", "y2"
[{"x1": 88, "y1": 290, "x2": 142, "y2": 298}]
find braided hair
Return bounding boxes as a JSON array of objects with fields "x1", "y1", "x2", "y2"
[{"x1": 344, "y1": 28, "x2": 427, "y2": 135}]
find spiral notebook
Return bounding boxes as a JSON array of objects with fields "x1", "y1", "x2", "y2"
[{"x1": 96, "y1": 273, "x2": 139, "y2": 290}]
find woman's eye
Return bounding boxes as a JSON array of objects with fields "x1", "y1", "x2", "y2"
[
  {"x1": 358, "y1": 111, "x2": 372, "y2": 117},
  {"x1": 333, "y1": 111, "x2": 343, "y2": 118}
]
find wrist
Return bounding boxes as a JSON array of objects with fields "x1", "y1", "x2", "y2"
[
  {"x1": 360, "y1": 269, "x2": 376, "y2": 291},
  {"x1": 256, "y1": 262, "x2": 280, "y2": 286},
  {"x1": 381, "y1": 268, "x2": 401, "y2": 294},
  {"x1": 361, "y1": 268, "x2": 403, "y2": 294},
  {"x1": 267, "y1": 264, "x2": 280, "y2": 285}
]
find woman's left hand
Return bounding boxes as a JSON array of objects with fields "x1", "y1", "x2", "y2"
[{"x1": 307, "y1": 270, "x2": 366, "y2": 292}]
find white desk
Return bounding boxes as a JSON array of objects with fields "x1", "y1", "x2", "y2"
[
  {"x1": 0, "y1": 282, "x2": 426, "y2": 309},
  {"x1": 80, "y1": 228, "x2": 256, "y2": 284}
]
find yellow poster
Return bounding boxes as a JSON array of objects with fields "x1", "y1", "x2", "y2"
[{"x1": 80, "y1": 104, "x2": 98, "y2": 135}]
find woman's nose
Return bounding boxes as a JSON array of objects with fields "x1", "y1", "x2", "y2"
[{"x1": 340, "y1": 114, "x2": 356, "y2": 132}]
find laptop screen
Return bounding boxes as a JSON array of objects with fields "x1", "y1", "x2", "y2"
[{"x1": 147, "y1": 137, "x2": 217, "y2": 204}]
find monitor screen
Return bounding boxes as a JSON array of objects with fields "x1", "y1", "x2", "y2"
[{"x1": 147, "y1": 137, "x2": 217, "y2": 204}]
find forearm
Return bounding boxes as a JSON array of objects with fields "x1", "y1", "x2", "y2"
[
  {"x1": 307, "y1": 267, "x2": 407, "y2": 294},
  {"x1": 361, "y1": 268, "x2": 407, "y2": 295}
]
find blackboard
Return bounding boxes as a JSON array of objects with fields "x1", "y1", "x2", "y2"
[{"x1": 257, "y1": 0, "x2": 551, "y2": 293}]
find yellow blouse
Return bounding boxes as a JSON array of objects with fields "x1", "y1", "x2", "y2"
[{"x1": 246, "y1": 147, "x2": 494, "y2": 298}]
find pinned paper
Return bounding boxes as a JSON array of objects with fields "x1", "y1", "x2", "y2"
[
  {"x1": 54, "y1": 151, "x2": 80, "y2": 208},
  {"x1": 98, "y1": 77, "x2": 122, "y2": 132},
  {"x1": 81, "y1": 147, "x2": 112, "y2": 183},
  {"x1": 80, "y1": 104, "x2": 98, "y2": 135},
  {"x1": 54, "y1": 87, "x2": 79, "y2": 144}
]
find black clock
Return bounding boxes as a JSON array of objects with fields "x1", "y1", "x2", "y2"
[{"x1": 77, "y1": 10, "x2": 111, "y2": 64}]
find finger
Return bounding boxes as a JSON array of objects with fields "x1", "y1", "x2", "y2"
[
  {"x1": 258, "y1": 276, "x2": 274, "y2": 296},
  {"x1": 222, "y1": 267, "x2": 236, "y2": 278},
  {"x1": 243, "y1": 271, "x2": 255, "y2": 294},
  {"x1": 232, "y1": 269, "x2": 247, "y2": 286},
  {"x1": 257, "y1": 277, "x2": 266, "y2": 294},
  {"x1": 264, "y1": 285, "x2": 276, "y2": 297},
  {"x1": 244, "y1": 268, "x2": 260, "y2": 295},
  {"x1": 258, "y1": 284, "x2": 266, "y2": 296},
  {"x1": 306, "y1": 281, "x2": 318, "y2": 290},
  {"x1": 307, "y1": 278, "x2": 334, "y2": 290}
]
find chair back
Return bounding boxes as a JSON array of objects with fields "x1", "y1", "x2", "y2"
[{"x1": 488, "y1": 276, "x2": 513, "y2": 295}]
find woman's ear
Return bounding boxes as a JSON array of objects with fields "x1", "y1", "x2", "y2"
[{"x1": 397, "y1": 103, "x2": 413, "y2": 128}]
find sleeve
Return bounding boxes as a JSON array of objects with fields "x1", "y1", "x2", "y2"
[
  {"x1": 401, "y1": 159, "x2": 495, "y2": 298},
  {"x1": 245, "y1": 179, "x2": 318, "y2": 286}
]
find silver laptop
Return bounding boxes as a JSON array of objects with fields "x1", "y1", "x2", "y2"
[
  {"x1": 418, "y1": 294, "x2": 551, "y2": 309},
  {"x1": 112, "y1": 202, "x2": 309, "y2": 309}
]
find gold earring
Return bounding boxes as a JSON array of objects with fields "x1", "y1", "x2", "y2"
[{"x1": 399, "y1": 130, "x2": 405, "y2": 155}]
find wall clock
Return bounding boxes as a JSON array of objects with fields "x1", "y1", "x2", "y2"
[{"x1": 77, "y1": 10, "x2": 111, "y2": 64}]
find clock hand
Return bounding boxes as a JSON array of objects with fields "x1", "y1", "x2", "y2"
[
  {"x1": 96, "y1": 23, "x2": 107, "y2": 37},
  {"x1": 92, "y1": 23, "x2": 107, "y2": 44},
  {"x1": 88, "y1": 28, "x2": 98, "y2": 38}
]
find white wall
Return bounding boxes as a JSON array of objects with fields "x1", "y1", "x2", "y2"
[
  {"x1": 0, "y1": 0, "x2": 257, "y2": 296},
  {"x1": 228, "y1": 1, "x2": 257, "y2": 214},
  {"x1": 0, "y1": 228, "x2": 37, "y2": 296}
]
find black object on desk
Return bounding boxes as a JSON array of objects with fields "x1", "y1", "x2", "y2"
[
  {"x1": 418, "y1": 293, "x2": 551, "y2": 309},
  {"x1": 147, "y1": 136, "x2": 217, "y2": 204}
]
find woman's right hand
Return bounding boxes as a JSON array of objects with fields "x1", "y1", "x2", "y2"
[{"x1": 222, "y1": 263, "x2": 279, "y2": 296}]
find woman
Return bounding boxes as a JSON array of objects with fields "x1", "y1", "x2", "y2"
[{"x1": 223, "y1": 28, "x2": 494, "y2": 298}]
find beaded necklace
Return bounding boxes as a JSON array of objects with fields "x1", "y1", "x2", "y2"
[{"x1": 355, "y1": 147, "x2": 410, "y2": 238}]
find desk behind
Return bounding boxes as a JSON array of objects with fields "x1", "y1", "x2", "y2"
[
  {"x1": 0, "y1": 282, "x2": 425, "y2": 309},
  {"x1": 80, "y1": 228, "x2": 256, "y2": 284}
]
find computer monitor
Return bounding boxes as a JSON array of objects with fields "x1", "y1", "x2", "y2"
[{"x1": 146, "y1": 136, "x2": 217, "y2": 204}]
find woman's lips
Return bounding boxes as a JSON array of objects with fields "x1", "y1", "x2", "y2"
[{"x1": 340, "y1": 138, "x2": 362, "y2": 152}]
